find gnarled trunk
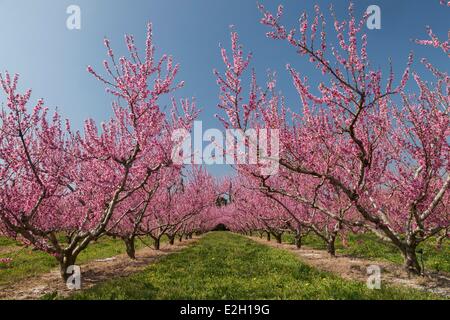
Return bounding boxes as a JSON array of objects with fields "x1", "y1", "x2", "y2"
[
  {"x1": 273, "y1": 233, "x2": 282, "y2": 244},
  {"x1": 169, "y1": 235, "x2": 176, "y2": 245},
  {"x1": 436, "y1": 231, "x2": 447, "y2": 250},
  {"x1": 123, "y1": 237, "x2": 136, "y2": 259},
  {"x1": 326, "y1": 237, "x2": 336, "y2": 257},
  {"x1": 59, "y1": 253, "x2": 78, "y2": 282},
  {"x1": 341, "y1": 234, "x2": 349, "y2": 248},
  {"x1": 403, "y1": 246, "x2": 421, "y2": 275},
  {"x1": 294, "y1": 234, "x2": 302, "y2": 249},
  {"x1": 154, "y1": 237, "x2": 161, "y2": 250}
]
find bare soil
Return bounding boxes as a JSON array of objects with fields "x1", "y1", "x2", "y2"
[
  {"x1": 0, "y1": 246, "x2": 21, "y2": 255},
  {"x1": 0, "y1": 237, "x2": 199, "y2": 300},
  {"x1": 250, "y1": 237, "x2": 450, "y2": 298}
]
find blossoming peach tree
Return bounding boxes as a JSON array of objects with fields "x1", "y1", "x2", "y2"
[
  {"x1": 214, "y1": 3, "x2": 448, "y2": 274},
  {"x1": 0, "y1": 23, "x2": 199, "y2": 280}
]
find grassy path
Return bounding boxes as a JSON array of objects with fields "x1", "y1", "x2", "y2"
[{"x1": 70, "y1": 232, "x2": 442, "y2": 300}]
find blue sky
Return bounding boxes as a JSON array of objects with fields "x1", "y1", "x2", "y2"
[{"x1": 0, "y1": 0, "x2": 448, "y2": 177}]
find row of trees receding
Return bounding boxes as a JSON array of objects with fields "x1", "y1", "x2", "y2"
[
  {"x1": 209, "y1": 2, "x2": 449, "y2": 275},
  {"x1": 0, "y1": 24, "x2": 217, "y2": 281},
  {"x1": 0, "y1": 2, "x2": 448, "y2": 280}
]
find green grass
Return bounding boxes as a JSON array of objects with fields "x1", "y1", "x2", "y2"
[
  {"x1": 69, "y1": 232, "x2": 442, "y2": 300},
  {"x1": 281, "y1": 232, "x2": 450, "y2": 273},
  {"x1": 0, "y1": 236, "x2": 153, "y2": 286}
]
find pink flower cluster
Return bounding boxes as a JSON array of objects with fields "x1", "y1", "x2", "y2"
[{"x1": 0, "y1": 258, "x2": 12, "y2": 264}]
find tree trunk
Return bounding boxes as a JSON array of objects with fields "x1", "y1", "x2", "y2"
[
  {"x1": 123, "y1": 237, "x2": 136, "y2": 259},
  {"x1": 59, "y1": 253, "x2": 77, "y2": 282},
  {"x1": 273, "y1": 233, "x2": 282, "y2": 244},
  {"x1": 403, "y1": 246, "x2": 421, "y2": 275},
  {"x1": 179, "y1": 235, "x2": 184, "y2": 242},
  {"x1": 169, "y1": 235, "x2": 175, "y2": 245},
  {"x1": 341, "y1": 234, "x2": 349, "y2": 248},
  {"x1": 327, "y1": 238, "x2": 336, "y2": 257},
  {"x1": 436, "y1": 231, "x2": 447, "y2": 250},
  {"x1": 294, "y1": 234, "x2": 302, "y2": 249},
  {"x1": 266, "y1": 232, "x2": 271, "y2": 241},
  {"x1": 154, "y1": 237, "x2": 161, "y2": 250}
]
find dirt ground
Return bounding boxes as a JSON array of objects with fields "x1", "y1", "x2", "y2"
[
  {"x1": 250, "y1": 237, "x2": 450, "y2": 298},
  {"x1": 0, "y1": 246, "x2": 21, "y2": 255},
  {"x1": 0, "y1": 237, "x2": 199, "y2": 300}
]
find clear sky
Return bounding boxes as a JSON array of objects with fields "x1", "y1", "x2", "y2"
[{"x1": 0, "y1": 0, "x2": 448, "y2": 177}]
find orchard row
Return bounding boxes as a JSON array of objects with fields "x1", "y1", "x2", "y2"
[{"x1": 0, "y1": 2, "x2": 448, "y2": 282}]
